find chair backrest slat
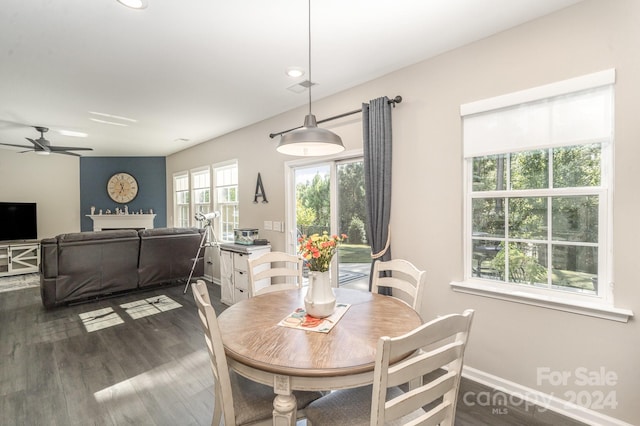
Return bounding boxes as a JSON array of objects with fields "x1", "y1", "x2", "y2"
[
  {"x1": 386, "y1": 371, "x2": 456, "y2": 420},
  {"x1": 247, "y1": 251, "x2": 303, "y2": 296},
  {"x1": 410, "y1": 402, "x2": 451, "y2": 426},
  {"x1": 387, "y1": 342, "x2": 463, "y2": 387},
  {"x1": 371, "y1": 259, "x2": 426, "y2": 311},
  {"x1": 388, "y1": 314, "x2": 470, "y2": 358},
  {"x1": 252, "y1": 266, "x2": 302, "y2": 281}
]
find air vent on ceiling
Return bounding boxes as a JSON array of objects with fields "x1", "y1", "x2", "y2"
[{"x1": 287, "y1": 80, "x2": 316, "y2": 94}]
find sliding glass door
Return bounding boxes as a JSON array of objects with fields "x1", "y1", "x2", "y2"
[
  {"x1": 335, "y1": 159, "x2": 370, "y2": 290},
  {"x1": 287, "y1": 154, "x2": 371, "y2": 289}
]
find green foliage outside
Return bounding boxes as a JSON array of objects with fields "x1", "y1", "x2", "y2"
[
  {"x1": 473, "y1": 144, "x2": 601, "y2": 291},
  {"x1": 296, "y1": 173, "x2": 330, "y2": 236},
  {"x1": 337, "y1": 162, "x2": 367, "y2": 244},
  {"x1": 490, "y1": 243, "x2": 547, "y2": 284},
  {"x1": 296, "y1": 162, "x2": 371, "y2": 264},
  {"x1": 338, "y1": 244, "x2": 372, "y2": 263},
  {"x1": 347, "y1": 216, "x2": 367, "y2": 244},
  {"x1": 488, "y1": 243, "x2": 596, "y2": 291},
  {"x1": 296, "y1": 162, "x2": 369, "y2": 244},
  {"x1": 296, "y1": 198, "x2": 316, "y2": 234}
]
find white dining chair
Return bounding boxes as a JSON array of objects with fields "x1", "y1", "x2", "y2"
[
  {"x1": 247, "y1": 251, "x2": 304, "y2": 297},
  {"x1": 371, "y1": 258, "x2": 426, "y2": 311},
  {"x1": 191, "y1": 280, "x2": 323, "y2": 425},
  {"x1": 304, "y1": 309, "x2": 475, "y2": 426}
]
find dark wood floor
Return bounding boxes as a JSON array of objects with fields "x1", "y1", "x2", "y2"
[{"x1": 0, "y1": 282, "x2": 587, "y2": 426}]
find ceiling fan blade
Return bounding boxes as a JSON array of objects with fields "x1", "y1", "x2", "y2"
[
  {"x1": 0, "y1": 142, "x2": 35, "y2": 149},
  {"x1": 49, "y1": 146, "x2": 93, "y2": 151},
  {"x1": 54, "y1": 150, "x2": 81, "y2": 157}
]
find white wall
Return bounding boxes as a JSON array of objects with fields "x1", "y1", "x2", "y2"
[
  {"x1": 167, "y1": 1, "x2": 639, "y2": 423},
  {"x1": 0, "y1": 150, "x2": 81, "y2": 238}
]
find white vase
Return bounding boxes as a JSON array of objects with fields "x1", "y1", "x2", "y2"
[{"x1": 304, "y1": 271, "x2": 336, "y2": 318}]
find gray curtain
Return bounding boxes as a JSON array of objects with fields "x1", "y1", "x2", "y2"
[{"x1": 362, "y1": 96, "x2": 392, "y2": 293}]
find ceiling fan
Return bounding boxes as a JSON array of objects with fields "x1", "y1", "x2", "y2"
[{"x1": 0, "y1": 126, "x2": 93, "y2": 156}]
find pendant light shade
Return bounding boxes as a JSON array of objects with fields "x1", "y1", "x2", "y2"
[
  {"x1": 277, "y1": 114, "x2": 344, "y2": 156},
  {"x1": 276, "y1": 0, "x2": 344, "y2": 156}
]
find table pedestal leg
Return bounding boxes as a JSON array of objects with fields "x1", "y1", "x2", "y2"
[{"x1": 273, "y1": 394, "x2": 297, "y2": 426}]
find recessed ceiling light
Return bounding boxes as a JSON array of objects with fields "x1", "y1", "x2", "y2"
[
  {"x1": 117, "y1": 0, "x2": 148, "y2": 9},
  {"x1": 59, "y1": 130, "x2": 88, "y2": 138},
  {"x1": 286, "y1": 67, "x2": 305, "y2": 78}
]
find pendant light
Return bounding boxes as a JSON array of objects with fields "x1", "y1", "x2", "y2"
[{"x1": 277, "y1": 0, "x2": 345, "y2": 156}]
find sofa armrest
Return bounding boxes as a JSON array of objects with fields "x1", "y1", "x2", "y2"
[
  {"x1": 40, "y1": 237, "x2": 58, "y2": 278},
  {"x1": 52, "y1": 230, "x2": 140, "y2": 305},
  {"x1": 138, "y1": 227, "x2": 205, "y2": 287}
]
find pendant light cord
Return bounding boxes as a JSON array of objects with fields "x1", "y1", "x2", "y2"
[{"x1": 308, "y1": 0, "x2": 312, "y2": 116}]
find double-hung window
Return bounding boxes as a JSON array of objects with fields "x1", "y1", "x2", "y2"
[
  {"x1": 191, "y1": 167, "x2": 211, "y2": 225},
  {"x1": 173, "y1": 172, "x2": 190, "y2": 227},
  {"x1": 455, "y1": 69, "x2": 630, "y2": 322},
  {"x1": 213, "y1": 161, "x2": 239, "y2": 242}
]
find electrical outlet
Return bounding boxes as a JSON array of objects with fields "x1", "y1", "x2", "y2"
[{"x1": 264, "y1": 220, "x2": 273, "y2": 230}]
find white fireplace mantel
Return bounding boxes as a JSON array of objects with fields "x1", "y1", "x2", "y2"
[{"x1": 87, "y1": 214, "x2": 156, "y2": 231}]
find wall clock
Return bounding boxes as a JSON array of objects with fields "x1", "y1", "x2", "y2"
[{"x1": 107, "y1": 172, "x2": 139, "y2": 203}]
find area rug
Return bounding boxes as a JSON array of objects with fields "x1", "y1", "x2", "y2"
[{"x1": 0, "y1": 273, "x2": 40, "y2": 293}]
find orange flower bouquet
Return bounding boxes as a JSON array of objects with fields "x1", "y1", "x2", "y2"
[{"x1": 298, "y1": 231, "x2": 347, "y2": 272}]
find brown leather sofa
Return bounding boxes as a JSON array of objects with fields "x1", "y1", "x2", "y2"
[{"x1": 40, "y1": 227, "x2": 204, "y2": 308}]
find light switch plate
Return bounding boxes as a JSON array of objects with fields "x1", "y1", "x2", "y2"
[
  {"x1": 273, "y1": 221, "x2": 281, "y2": 232},
  {"x1": 264, "y1": 220, "x2": 273, "y2": 230}
]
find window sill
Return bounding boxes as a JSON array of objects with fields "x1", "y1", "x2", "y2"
[{"x1": 450, "y1": 280, "x2": 633, "y2": 323}]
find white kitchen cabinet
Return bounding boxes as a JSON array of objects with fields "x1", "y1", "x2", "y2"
[{"x1": 219, "y1": 243, "x2": 270, "y2": 305}]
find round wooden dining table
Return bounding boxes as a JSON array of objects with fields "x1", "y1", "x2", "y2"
[{"x1": 217, "y1": 287, "x2": 423, "y2": 426}]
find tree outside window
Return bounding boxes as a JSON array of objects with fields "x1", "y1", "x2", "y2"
[{"x1": 471, "y1": 144, "x2": 601, "y2": 294}]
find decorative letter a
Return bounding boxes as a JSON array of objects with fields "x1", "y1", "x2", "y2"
[{"x1": 254, "y1": 173, "x2": 268, "y2": 203}]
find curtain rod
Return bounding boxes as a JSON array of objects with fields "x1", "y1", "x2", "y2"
[{"x1": 268, "y1": 95, "x2": 402, "y2": 139}]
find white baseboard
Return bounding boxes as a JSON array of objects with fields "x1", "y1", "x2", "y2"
[{"x1": 462, "y1": 366, "x2": 633, "y2": 426}]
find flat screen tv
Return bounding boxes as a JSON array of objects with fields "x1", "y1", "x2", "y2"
[{"x1": 0, "y1": 202, "x2": 38, "y2": 241}]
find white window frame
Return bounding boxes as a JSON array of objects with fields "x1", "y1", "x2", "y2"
[
  {"x1": 190, "y1": 166, "x2": 211, "y2": 226},
  {"x1": 451, "y1": 69, "x2": 632, "y2": 322},
  {"x1": 173, "y1": 172, "x2": 190, "y2": 228},
  {"x1": 213, "y1": 160, "x2": 239, "y2": 243}
]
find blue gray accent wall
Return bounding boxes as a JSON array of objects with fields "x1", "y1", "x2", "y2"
[{"x1": 79, "y1": 157, "x2": 167, "y2": 232}]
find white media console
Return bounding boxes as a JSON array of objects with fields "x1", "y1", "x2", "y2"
[{"x1": 0, "y1": 241, "x2": 40, "y2": 277}]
